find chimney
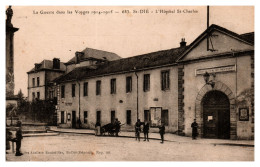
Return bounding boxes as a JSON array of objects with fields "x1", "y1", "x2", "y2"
[
  {"x1": 75, "y1": 52, "x2": 84, "y2": 64},
  {"x1": 34, "y1": 63, "x2": 41, "y2": 70},
  {"x1": 53, "y1": 58, "x2": 60, "y2": 69},
  {"x1": 180, "y1": 38, "x2": 186, "y2": 47}
]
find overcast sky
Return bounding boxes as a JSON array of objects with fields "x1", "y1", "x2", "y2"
[{"x1": 9, "y1": 6, "x2": 254, "y2": 96}]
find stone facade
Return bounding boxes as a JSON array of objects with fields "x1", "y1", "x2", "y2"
[{"x1": 54, "y1": 24, "x2": 254, "y2": 139}]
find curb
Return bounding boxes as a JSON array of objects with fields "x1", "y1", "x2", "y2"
[{"x1": 49, "y1": 129, "x2": 254, "y2": 147}]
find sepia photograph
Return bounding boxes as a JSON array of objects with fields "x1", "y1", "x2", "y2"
[{"x1": 4, "y1": 5, "x2": 254, "y2": 162}]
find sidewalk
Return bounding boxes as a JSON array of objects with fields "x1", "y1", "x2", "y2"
[{"x1": 49, "y1": 126, "x2": 254, "y2": 147}]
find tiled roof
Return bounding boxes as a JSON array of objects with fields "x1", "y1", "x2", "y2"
[
  {"x1": 54, "y1": 24, "x2": 254, "y2": 84},
  {"x1": 27, "y1": 60, "x2": 66, "y2": 73},
  {"x1": 65, "y1": 47, "x2": 121, "y2": 65},
  {"x1": 55, "y1": 46, "x2": 188, "y2": 83}
]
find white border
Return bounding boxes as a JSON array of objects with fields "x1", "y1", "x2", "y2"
[{"x1": 1, "y1": 1, "x2": 258, "y2": 167}]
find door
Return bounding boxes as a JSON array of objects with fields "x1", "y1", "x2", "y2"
[
  {"x1": 203, "y1": 109, "x2": 218, "y2": 138},
  {"x1": 111, "y1": 111, "x2": 115, "y2": 123},
  {"x1": 61, "y1": 111, "x2": 64, "y2": 124},
  {"x1": 96, "y1": 111, "x2": 101, "y2": 124},
  {"x1": 202, "y1": 91, "x2": 230, "y2": 139},
  {"x1": 72, "y1": 111, "x2": 76, "y2": 128},
  {"x1": 218, "y1": 109, "x2": 230, "y2": 139}
]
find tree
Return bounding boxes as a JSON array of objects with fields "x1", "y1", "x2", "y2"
[{"x1": 6, "y1": 103, "x2": 17, "y2": 126}]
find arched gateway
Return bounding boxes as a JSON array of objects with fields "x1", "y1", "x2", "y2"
[{"x1": 195, "y1": 81, "x2": 237, "y2": 139}]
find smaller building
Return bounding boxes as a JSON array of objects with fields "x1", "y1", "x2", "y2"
[{"x1": 27, "y1": 58, "x2": 66, "y2": 102}]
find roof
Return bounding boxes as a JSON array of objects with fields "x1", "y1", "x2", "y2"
[
  {"x1": 27, "y1": 60, "x2": 66, "y2": 74},
  {"x1": 240, "y1": 32, "x2": 254, "y2": 44},
  {"x1": 65, "y1": 47, "x2": 121, "y2": 65},
  {"x1": 55, "y1": 24, "x2": 254, "y2": 83},
  {"x1": 55, "y1": 46, "x2": 188, "y2": 83}
]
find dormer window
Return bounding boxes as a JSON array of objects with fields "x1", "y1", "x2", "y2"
[{"x1": 75, "y1": 52, "x2": 84, "y2": 64}]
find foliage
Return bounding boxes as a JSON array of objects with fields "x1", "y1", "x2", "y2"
[
  {"x1": 235, "y1": 88, "x2": 254, "y2": 107},
  {"x1": 6, "y1": 103, "x2": 17, "y2": 117}
]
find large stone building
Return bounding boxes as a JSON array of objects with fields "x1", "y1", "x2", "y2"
[
  {"x1": 6, "y1": 6, "x2": 19, "y2": 106},
  {"x1": 54, "y1": 24, "x2": 254, "y2": 140}
]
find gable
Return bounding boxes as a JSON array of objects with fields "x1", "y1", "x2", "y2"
[{"x1": 179, "y1": 29, "x2": 254, "y2": 61}]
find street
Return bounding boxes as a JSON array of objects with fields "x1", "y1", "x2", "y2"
[{"x1": 6, "y1": 133, "x2": 254, "y2": 161}]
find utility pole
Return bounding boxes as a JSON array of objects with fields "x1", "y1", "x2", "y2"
[
  {"x1": 134, "y1": 69, "x2": 139, "y2": 121},
  {"x1": 207, "y1": 5, "x2": 210, "y2": 51}
]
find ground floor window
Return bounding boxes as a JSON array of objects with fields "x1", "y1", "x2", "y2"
[
  {"x1": 61, "y1": 111, "x2": 64, "y2": 124},
  {"x1": 126, "y1": 110, "x2": 131, "y2": 125},
  {"x1": 111, "y1": 110, "x2": 115, "y2": 123},
  {"x1": 84, "y1": 111, "x2": 88, "y2": 124},
  {"x1": 96, "y1": 111, "x2": 101, "y2": 124},
  {"x1": 144, "y1": 110, "x2": 151, "y2": 123},
  {"x1": 161, "y1": 109, "x2": 169, "y2": 126}
]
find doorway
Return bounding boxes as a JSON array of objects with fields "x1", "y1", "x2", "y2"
[
  {"x1": 72, "y1": 111, "x2": 76, "y2": 128},
  {"x1": 202, "y1": 91, "x2": 230, "y2": 139}
]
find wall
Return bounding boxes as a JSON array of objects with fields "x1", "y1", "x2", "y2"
[
  {"x1": 28, "y1": 71, "x2": 46, "y2": 101},
  {"x1": 182, "y1": 55, "x2": 253, "y2": 139},
  {"x1": 58, "y1": 66, "x2": 179, "y2": 132}
]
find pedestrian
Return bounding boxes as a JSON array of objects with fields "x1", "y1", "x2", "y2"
[
  {"x1": 6, "y1": 129, "x2": 12, "y2": 154},
  {"x1": 135, "y1": 119, "x2": 142, "y2": 142},
  {"x1": 95, "y1": 121, "x2": 101, "y2": 136},
  {"x1": 159, "y1": 123, "x2": 165, "y2": 143},
  {"x1": 114, "y1": 118, "x2": 121, "y2": 137},
  {"x1": 143, "y1": 121, "x2": 149, "y2": 141},
  {"x1": 14, "y1": 121, "x2": 23, "y2": 156},
  {"x1": 191, "y1": 119, "x2": 198, "y2": 140}
]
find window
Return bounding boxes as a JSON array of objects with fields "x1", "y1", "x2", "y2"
[
  {"x1": 110, "y1": 79, "x2": 116, "y2": 94},
  {"x1": 161, "y1": 110, "x2": 169, "y2": 126},
  {"x1": 61, "y1": 85, "x2": 65, "y2": 98},
  {"x1": 37, "y1": 92, "x2": 40, "y2": 99},
  {"x1": 161, "y1": 70, "x2": 170, "y2": 90},
  {"x1": 143, "y1": 74, "x2": 150, "y2": 92},
  {"x1": 96, "y1": 80, "x2": 101, "y2": 95},
  {"x1": 49, "y1": 90, "x2": 54, "y2": 99},
  {"x1": 83, "y1": 82, "x2": 88, "y2": 96},
  {"x1": 32, "y1": 78, "x2": 35, "y2": 87},
  {"x1": 61, "y1": 111, "x2": 64, "y2": 124},
  {"x1": 84, "y1": 111, "x2": 88, "y2": 124},
  {"x1": 111, "y1": 111, "x2": 115, "y2": 123},
  {"x1": 126, "y1": 76, "x2": 132, "y2": 93},
  {"x1": 37, "y1": 77, "x2": 40, "y2": 86},
  {"x1": 32, "y1": 92, "x2": 35, "y2": 100},
  {"x1": 96, "y1": 111, "x2": 101, "y2": 123},
  {"x1": 72, "y1": 84, "x2": 76, "y2": 97},
  {"x1": 144, "y1": 110, "x2": 151, "y2": 123},
  {"x1": 67, "y1": 113, "x2": 71, "y2": 121},
  {"x1": 126, "y1": 110, "x2": 131, "y2": 125}
]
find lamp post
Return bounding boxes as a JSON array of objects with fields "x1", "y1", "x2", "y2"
[{"x1": 203, "y1": 72, "x2": 216, "y2": 88}]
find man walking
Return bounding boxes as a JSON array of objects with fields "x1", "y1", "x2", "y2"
[
  {"x1": 191, "y1": 119, "x2": 198, "y2": 140},
  {"x1": 159, "y1": 123, "x2": 165, "y2": 143},
  {"x1": 135, "y1": 119, "x2": 142, "y2": 141},
  {"x1": 143, "y1": 121, "x2": 149, "y2": 141},
  {"x1": 114, "y1": 118, "x2": 121, "y2": 137}
]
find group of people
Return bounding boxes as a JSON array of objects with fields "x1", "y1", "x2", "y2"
[
  {"x1": 7, "y1": 119, "x2": 198, "y2": 157},
  {"x1": 6, "y1": 121, "x2": 23, "y2": 156},
  {"x1": 135, "y1": 119, "x2": 165, "y2": 143}
]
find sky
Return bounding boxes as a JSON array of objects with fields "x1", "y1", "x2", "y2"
[{"x1": 8, "y1": 6, "x2": 254, "y2": 96}]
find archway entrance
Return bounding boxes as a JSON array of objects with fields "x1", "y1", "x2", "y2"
[{"x1": 202, "y1": 90, "x2": 230, "y2": 139}]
